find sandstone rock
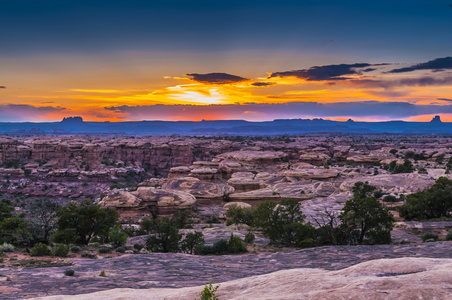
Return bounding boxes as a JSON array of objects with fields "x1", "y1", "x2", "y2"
[
  {"x1": 340, "y1": 173, "x2": 435, "y2": 194},
  {"x1": 100, "y1": 187, "x2": 197, "y2": 222},
  {"x1": 217, "y1": 150, "x2": 288, "y2": 164},
  {"x1": 31, "y1": 258, "x2": 452, "y2": 300},
  {"x1": 164, "y1": 177, "x2": 234, "y2": 202},
  {"x1": 223, "y1": 202, "x2": 252, "y2": 209},
  {"x1": 298, "y1": 152, "x2": 330, "y2": 165},
  {"x1": 227, "y1": 172, "x2": 262, "y2": 192},
  {"x1": 285, "y1": 168, "x2": 339, "y2": 180}
]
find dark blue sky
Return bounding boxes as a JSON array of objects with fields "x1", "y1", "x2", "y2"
[{"x1": 2, "y1": 0, "x2": 451, "y2": 60}]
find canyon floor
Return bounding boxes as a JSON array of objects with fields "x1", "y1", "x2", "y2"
[{"x1": 2, "y1": 134, "x2": 452, "y2": 299}]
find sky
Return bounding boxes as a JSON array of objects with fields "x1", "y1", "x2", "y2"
[{"x1": 1, "y1": 0, "x2": 452, "y2": 122}]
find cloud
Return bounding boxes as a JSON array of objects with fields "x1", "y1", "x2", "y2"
[
  {"x1": 186, "y1": 73, "x2": 249, "y2": 84},
  {"x1": 437, "y1": 98, "x2": 452, "y2": 102},
  {"x1": 351, "y1": 75, "x2": 452, "y2": 88},
  {"x1": 251, "y1": 82, "x2": 275, "y2": 87},
  {"x1": 0, "y1": 104, "x2": 67, "y2": 122},
  {"x1": 0, "y1": 86, "x2": 5, "y2": 89},
  {"x1": 388, "y1": 57, "x2": 452, "y2": 73},
  {"x1": 268, "y1": 63, "x2": 382, "y2": 81},
  {"x1": 105, "y1": 101, "x2": 452, "y2": 121}
]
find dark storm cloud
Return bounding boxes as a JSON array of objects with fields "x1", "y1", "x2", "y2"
[
  {"x1": 389, "y1": 57, "x2": 452, "y2": 73},
  {"x1": 0, "y1": 86, "x2": 5, "y2": 89},
  {"x1": 251, "y1": 82, "x2": 275, "y2": 87},
  {"x1": 105, "y1": 101, "x2": 452, "y2": 120},
  {"x1": 186, "y1": 73, "x2": 249, "y2": 84},
  {"x1": 438, "y1": 98, "x2": 452, "y2": 102},
  {"x1": 269, "y1": 63, "x2": 380, "y2": 81}
]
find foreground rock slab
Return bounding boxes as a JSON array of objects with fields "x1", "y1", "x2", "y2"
[
  {"x1": 3, "y1": 242, "x2": 452, "y2": 299},
  {"x1": 32, "y1": 257, "x2": 452, "y2": 300}
]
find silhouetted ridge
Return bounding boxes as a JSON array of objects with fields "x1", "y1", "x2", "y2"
[
  {"x1": 430, "y1": 115, "x2": 442, "y2": 124},
  {"x1": 61, "y1": 116, "x2": 84, "y2": 124}
]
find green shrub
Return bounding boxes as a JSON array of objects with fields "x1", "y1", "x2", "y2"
[
  {"x1": 195, "y1": 281, "x2": 219, "y2": 300},
  {"x1": 226, "y1": 206, "x2": 255, "y2": 226},
  {"x1": 81, "y1": 253, "x2": 97, "y2": 259},
  {"x1": 108, "y1": 225, "x2": 128, "y2": 248},
  {"x1": 99, "y1": 270, "x2": 106, "y2": 277},
  {"x1": 226, "y1": 234, "x2": 247, "y2": 254},
  {"x1": 382, "y1": 195, "x2": 398, "y2": 202},
  {"x1": 30, "y1": 243, "x2": 52, "y2": 257},
  {"x1": 418, "y1": 168, "x2": 428, "y2": 174},
  {"x1": 64, "y1": 269, "x2": 75, "y2": 276},
  {"x1": 244, "y1": 232, "x2": 255, "y2": 244},
  {"x1": 54, "y1": 244, "x2": 70, "y2": 257},
  {"x1": 1, "y1": 243, "x2": 14, "y2": 253},
  {"x1": 99, "y1": 247, "x2": 111, "y2": 254},
  {"x1": 445, "y1": 231, "x2": 452, "y2": 241},
  {"x1": 145, "y1": 217, "x2": 182, "y2": 253},
  {"x1": 298, "y1": 238, "x2": 315, "y2": 248},
  {"x1": 115, "y1": 246, "x2": 126, "y2": 253},
  {"x1": 398, "y1": 177, "x2": 452, "y2": 221},
  {"x1": 70, "y1": 245, "x2": 80, "y2": 253},
  {"x1": 422, "y1": 233, "x2": 439, "y2": 242},
  {"x1": 211, "y1": 239, "x2": 228, "y2": 254},
  {"x1": 181, "y1": 231, "x2": 205, "y2": 254},
  {"x1": 133, "y1": 243, "x2": 143, "y2": 251}
]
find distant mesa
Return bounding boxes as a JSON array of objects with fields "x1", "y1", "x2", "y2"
[
  {"x1": 430, "y1": 115, "x2": 442, "y2": 124},
  {"x1": 61, "y1": 116, "x2": 84, "y2": 124}
]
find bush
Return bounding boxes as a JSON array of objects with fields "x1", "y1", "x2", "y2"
[
  {"x1": 99, "y1": 247, "x2": 111, "y2": 254},
  {"x1": 30, "y1": 243, "x2": 52, "y2": 256},
  {"x1": 70, "y1": 245, "x2": 80, "y2": 253},
  {"x1": 108, "y1": 225, "x2": 128, "y2": 248},
  {"x1": 398, "y1": 177, "x2": 452, "y2": 221},
  {"x1": 115, "y1": 246, "x2": 126, "y2": 253},
  {"x1": 81, "y1": 252, "x2": 97, "y2": 259},
  {"x1": 418, "y1": 168, "x2": 428, "y2": 174},
  {"x1": 226, "y1": 206, "x2": 255, "y2": 226},
  {"x1": 1, "y1": 243, "x2": 14, "y2": 253},
  {"x1": 64, "y1": 269, "x2": 75, "y2": 276},
  {"x1": 445, "y1": 231, "x2": 452, "y2": 241},
  {"x1": 382, "y1": 195, "x2": 398, "y2": 202},
  {"x1": 133, "y1": 243, "x2": 144, "y2": 251},
  {"x1": 339, "y1": 189, "x2": 394, "y2": 245},
  {"x1": 212, "y1": 239, "x2": 228, "y2": 255},
  {"x1": 244, "y1": 232, "x2": 255, "y2": 244},
  {"x1": 387, "y1": 159, "x2": 414, "y2": 174},
  {"x1": 145, "y1": 217, "x2": 182, "y2": 253},
  {"x1": 54, "y1": 244, "x2": 70, "y2": 257},
  {"x1": 181, "y1": 231, "x2": 205, "y2": 254},
  {"x1": 253, "y1": 199, "x2": 315, "y2": 246},
  {"x1": 54, "y1": 200, "x2": 119, "y2": 245},
  {"x1": 226, "y1": 234, "x2": 247, "y2": 254},
  {"x1": 422, "y1": 233, "x2": 439, "y2": 242},
  {"x1": 298, "y1": 238, "x2": 315, "y2": 248},
  {"x1": 195, "y1": 281, "x2": 219, "y2": 300}
]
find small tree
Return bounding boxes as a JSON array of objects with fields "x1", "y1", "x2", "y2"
[
  {"x1": 145, "y1": 216, "x2": 182, "y2": 252},
  {"x1": 398, "y1": 177, "x2": 452, "y2": 220},
  {"x1": 253, "y1": 199, "x2": 315, "y2": 246},
  {"x1": 54, "y1": 200, "x2": 119, "y2": 245},
  {"x1": 108, "y1": 225, "x2": 128, "y2": 247},
  {"x1": 25, "y1": 198, "x2": 60, "y2": 244},
  {"x1": 181, "y1": 231, "x2": 204, "y2": 254},
  {"x1": 339, "y1": 183, "x2": 394, "y2": 245}
]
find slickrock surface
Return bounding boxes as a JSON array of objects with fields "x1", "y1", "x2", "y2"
[
  {"x1": 3, "y1": 242, "x2": 452, "y2": 299},
  {"x1": 28, "y1": 256, "x2": 452, "y2": 300}
]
